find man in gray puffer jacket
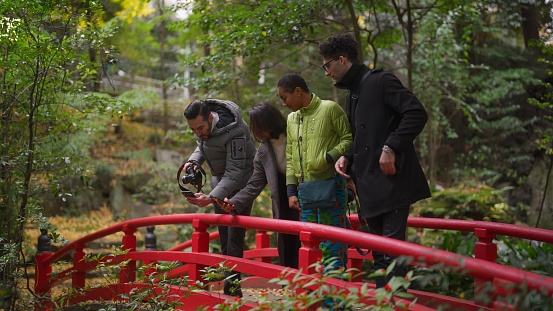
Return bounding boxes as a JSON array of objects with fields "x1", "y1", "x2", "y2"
[{"x1": 183, "y1": 99, "x2": 256, "y2": 297}]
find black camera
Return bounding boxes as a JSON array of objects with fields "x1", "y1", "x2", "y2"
[{"x1": 181, "y1": 165, "x2": 202, "y2": 187}]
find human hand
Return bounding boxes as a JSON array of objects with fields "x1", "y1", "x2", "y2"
[
  {"x1": 346, "y1": 179, "x2": 357, "y2": 196},
  {"x1": 218, "y1": 198, "x2": 236, "y2": 213},
  {"x1": 379, "y1": 151, "x2": 396, "y2": 175},
  {"x1": 183, "y1": 161, "x2": 193, "y2": 171},
  {"x1": 289, "y1": 196, "x2": 300, "y2": 210},
  {"x1": 186, "y1": 192, "x2": 211, "y2": 207},
  {"x1": 334, "y1": 156, "x2": 350, "y2": 179}
]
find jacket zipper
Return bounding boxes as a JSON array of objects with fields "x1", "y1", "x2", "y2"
[{"x1": 200, "y1": 140, "x2": 216, "y2": 174}]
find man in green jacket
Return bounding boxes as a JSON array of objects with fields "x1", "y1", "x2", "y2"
[{"x1": 277, "y1": 73, "x2": 352, "y2": 277}]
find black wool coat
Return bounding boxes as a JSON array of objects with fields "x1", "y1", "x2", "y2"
[{"x1": 335, "y1": 63, "x2": 431, "y2": 219}]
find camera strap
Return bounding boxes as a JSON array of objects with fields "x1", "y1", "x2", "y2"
[
  {"x1": 177, "y1": 162, "x2": 207, "y2": 195},
  {"x1": 344, "y1": 187, "x2": 371, "y2": 256}
]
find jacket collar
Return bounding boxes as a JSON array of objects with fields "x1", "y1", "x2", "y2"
[
  {"x1": 298, "y1": 93, "x2": 321, "y2": 115},
  {"x1": 334, "y1": 62, "x2": 369, "y2": 91},
  {"x1": 206, "y1": 99, "x2": 240, "y2": 135}
]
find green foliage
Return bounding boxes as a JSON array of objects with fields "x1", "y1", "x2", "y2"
[
  {"x1": 0, "y1": 1, "x2": 125, "y2": 309},
  {"x1": 212, "y1": 259, "x2": 419, "y2": 310},
  {"x1": 409, "y1": 217, "x2": 553, "y2": 304},
  {"x1": 106, "y1": 2, "x2": 181, "y2": 80},
  {"x1": 195, "y1": 261, "x2": 241, "y2": 296},
  {"x1": 477, "y1": 279, "x2": 553, "y2": 310},
  {"x1": 443, "y1": 2, "x2": 548, "y2": 185},
  {"x1": 412, "y1": 230, "x2": 553, "y2": 306},
  {"x1": 411, "y1": 231, "x2": 476, "y2": 299},
  {"x1": 4, "y1": 0, "x2": 553, "y2": 308},
  {"x1": 528, "y1": 42, "x2": 553, "y2": 156},
  {"x1": 498, "y1": 238, "x2": 553, "y2": 277},
  {"x1": 412, "y1": 3, "x2": 473, "y2": 182},
  {"x1": 50, "y1": 249, "x2": 190, "y2": 311},
  {"x1": 170, "y1": 0, "x2": 339, "y2": 99},
  {"x1": 167, "y1": 0, "x2": 553, "y2": 193},
  {"x1": 414, "y1": 183, "x2": 515, "y2": 221},
  {"x1": 126, "y1": 262, "x2": 189, "y2": 311},
  {"x1": 43, "y1": 257, "x2": 415, "y2": 310},
  {"x1": 137, "y1": 161, "x2": 180, "y2": 205},
  {"x1": 117, "y1": 88, "x2": 161, "y2": 110}
]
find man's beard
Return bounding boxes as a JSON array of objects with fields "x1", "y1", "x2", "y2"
[{"x1": 199, "y1": 122, "x2": 213, "y2": 140}]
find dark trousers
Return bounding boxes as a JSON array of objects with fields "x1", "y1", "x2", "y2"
[
  {"x1": 277, "y1": 173, "x2": 300, "y2": 268},
  {"x1": 365, "y1": 207, "x2": 410, "y2": 288},
  {"x1": 213, "y1": 191, "x2": 252, "y2": 296}
]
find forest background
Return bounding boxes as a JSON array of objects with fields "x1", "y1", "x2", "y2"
[{"x1": 1, "y1": 0, "x2": 553, "y2": 309}]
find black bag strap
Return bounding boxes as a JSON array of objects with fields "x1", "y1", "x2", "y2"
[
  {"x1": 297, "y1": 115, "x2": 305, "y2": 182},
  {"x1": 354, "y1": 225, "x2": 371, "y2": 256},
  {"x1": 345, "y1": 193, "x2": 371, "y2": 256}
]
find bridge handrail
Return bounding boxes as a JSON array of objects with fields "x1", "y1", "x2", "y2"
[
  {"x1": 38, "y1": 214, "x2": 553, "y2": 293},
  {"x1": 44, "y1": 215, "x2": 553, "y2": 267},
  {"x1": 405, "y1": 217, "x2": 553, "y2": 243}
]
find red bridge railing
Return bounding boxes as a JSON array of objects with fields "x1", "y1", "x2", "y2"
[{"x1": 34, "y1": 215, "x2": 553, "y2": 311}]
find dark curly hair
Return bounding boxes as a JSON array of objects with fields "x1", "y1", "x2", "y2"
[{"x1": 318, "y1": 33, "x2": 359, "y2": 62}]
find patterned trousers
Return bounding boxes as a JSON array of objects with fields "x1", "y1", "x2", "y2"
[{"x1": 299, "y1": 175, "x2": 348, "y2": 273}]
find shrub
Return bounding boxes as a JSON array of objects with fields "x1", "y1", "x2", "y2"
[{"x1": 413, "y1": 183, "x2": 515, "y2": 222}]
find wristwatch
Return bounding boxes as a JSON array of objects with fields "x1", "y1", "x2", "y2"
[{"x1": 382, "y1": 145, "x2": 394, "y2": 154}]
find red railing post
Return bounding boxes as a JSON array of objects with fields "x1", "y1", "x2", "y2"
[
  {"x1": 298, "y1": 231, "x2": 322, "y2": 275},
  {"x1": 255, "y1": 230, "x2": 271, "y2": 263},
  {"x1": 474, "y1": 227, "x2": 497, "y2": 304},
  {"x1": 474, "y1": 228, "x2": 497, "y2": 262},
  {"x1": 72, "y1": 242, "x2": 86, "y2": 289},
  {"x1": 297, "y1": 231, "x2": 323, "y2": 311},
  {"x1": 347, "y1": 220, "x2": 366, "y2": 282},
  {"x1": 120, "y1": 224, "x2": 137, "y2": 283},
  {"x1": 348, "y1": 252, "x2": 364, "y2": 282},
  {"x1": 491, "y1": 278, "x2": 518, "y2": 311},
  {"x1": 34, "y1": 229, "x2": 52, "y2": 311},
  {"x1": 189, "y1": 219, "x2": 209, "y2": 285}
]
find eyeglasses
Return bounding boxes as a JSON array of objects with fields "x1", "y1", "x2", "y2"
[{"x1": 322, "y1": 58, "x2": 337, "y2": 72}]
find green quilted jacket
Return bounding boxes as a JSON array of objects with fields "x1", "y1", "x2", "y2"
[{"x1": 286, "y1": 94, "x2": 352, "y2": 185}]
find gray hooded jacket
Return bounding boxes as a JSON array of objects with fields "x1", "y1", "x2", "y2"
[{"x1": 187, "y1": 99, "x2": 256, "y2": 200}]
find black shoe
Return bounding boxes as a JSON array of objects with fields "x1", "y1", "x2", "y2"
[
  {"x1": 224, "y1": 288, "x2": 243, "y2": 297},
  {"x1": 223, "y1": 282, "x2": 243, "y2": 297}
]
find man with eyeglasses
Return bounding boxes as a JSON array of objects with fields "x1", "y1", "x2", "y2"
[{"x1": 318, "y1": 34, "x2": 431, "y2": 289}]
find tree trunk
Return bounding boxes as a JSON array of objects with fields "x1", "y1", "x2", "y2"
[
  {"x1": 406, "y1": 0, "x2": 413, "y2": 92},
  {"x1": 157, "y1": 0, "x2": 169, "y2": 142},
  {"x1": 344, "y1": 0, "x2": 364, "y2": 62},
  {"x1": 521, "y1": 3, "x2": 540, "y2": 49}
]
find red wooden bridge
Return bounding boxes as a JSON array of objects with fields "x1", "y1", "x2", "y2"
[{"x1": 34, "y1": 214, "x2": 553, "y2": 310}]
